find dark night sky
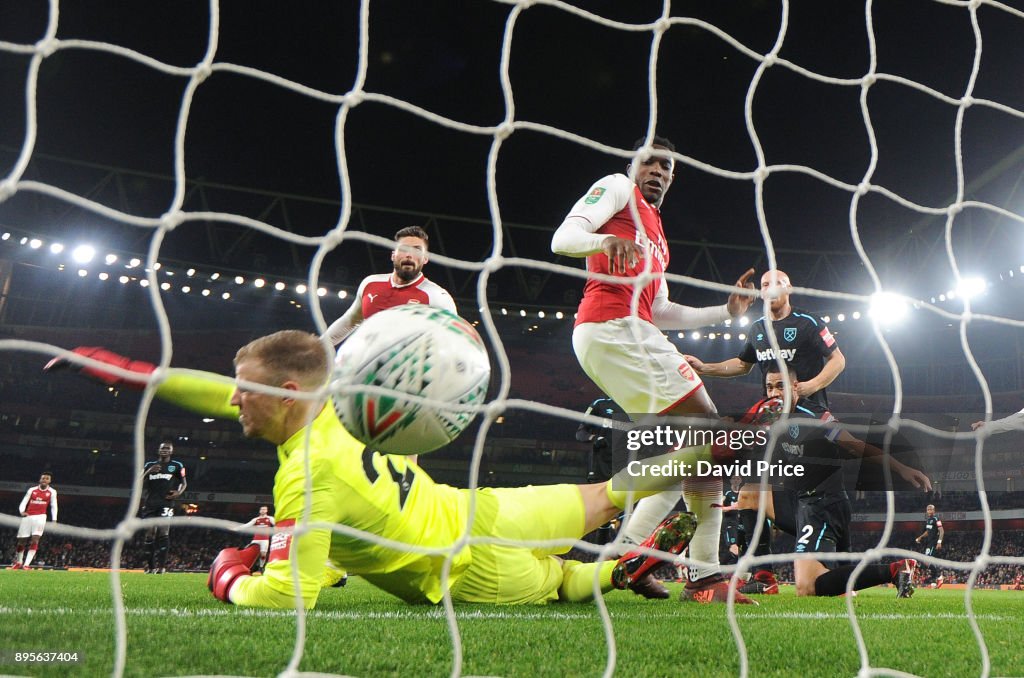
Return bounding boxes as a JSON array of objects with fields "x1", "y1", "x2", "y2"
[{"x1": 3, "y1": 0, "x2": 1024, "y2": 316}]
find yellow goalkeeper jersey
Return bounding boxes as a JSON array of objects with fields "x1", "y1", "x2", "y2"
[{"x1": 158, "y1": 373, "x2": 472, "y2": 608}]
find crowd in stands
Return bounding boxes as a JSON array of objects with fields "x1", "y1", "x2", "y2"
[
  {"x1": 846, "y1": 530, "x2": 1024, "y2": 586},
  {"x1": 4, "y1": 487, "x2": 1024, "y2": 583},
  {"x1": 1, "y1": 503, "x2": 262, "y2": 571},
  {"x1": 850, "y1": 490, "x2": 1024, "y2": 514},
  {"x1": 0, "y1": 532, "x2": 228, "y2": 572}
]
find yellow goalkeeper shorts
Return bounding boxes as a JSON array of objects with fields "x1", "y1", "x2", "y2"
[{"x1": 452, "y1": 484, "x2": 586, "y2": 604}]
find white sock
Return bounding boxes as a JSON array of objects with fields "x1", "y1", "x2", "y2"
[
  {"x1": 619, "y1": 489, "x2": 681, "y2": 548},
  {"x1": 24, "y1": 547, "x2": 37, "y2": 568},
  {"x1": 682, "y1": 477, "x2": 723, "y2": 582}
]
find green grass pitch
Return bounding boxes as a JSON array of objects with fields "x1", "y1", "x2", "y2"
[{"x1": 0, "y1": 571, "x2": 1022, "y2": 677}]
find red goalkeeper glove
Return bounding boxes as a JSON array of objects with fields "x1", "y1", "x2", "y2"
[
  {"x1": 208, "y1": 544, "x2": 261, "y2": 603},
  {"x1": 43, "y1": 347, "x2": 156, "y2": 390}
]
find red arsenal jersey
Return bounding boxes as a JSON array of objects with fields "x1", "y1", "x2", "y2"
[
  {"x1": 358, "y1": 273, "x2": 455, "y2": 320},
  {"x1": 20, "y1": 486, "x2": 57, "y2": 518},
  {"x1": 567, "y1": 176, "x2": 669, "y2": 325}
]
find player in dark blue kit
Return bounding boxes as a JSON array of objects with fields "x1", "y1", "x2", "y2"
[
  {"x1": 735, "y1": 370, "x2": 926, "y2": 597},
  {"x1": 139, "y1": 441, "x2": 187, "y2": 574},
  {"x1": 915, "y1": 504, "x2": 944, "y2": 557},
  {"x1": 719, "y1": 476, "x2": 743, "y2": 567},
  {"x1": 576, "y1": 397, "x2": 623, "y2": 483},
  {"x1": 686, "y1": 269, "x2": 846, "y2": 591},
  {"x1": 685, "y1": 269, "x2": 845, "y2": 409},
  {"x1": 914, "y1": 504, "x2": 944, "y2": 583}
]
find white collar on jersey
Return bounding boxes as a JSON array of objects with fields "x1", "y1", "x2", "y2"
[{"x1": 390, "y1": 272, "x2": 424, "y2": 288}]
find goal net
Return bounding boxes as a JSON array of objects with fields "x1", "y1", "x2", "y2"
[{"x1": 2, "y1": 1, "x2": 1024, "y2": 676}]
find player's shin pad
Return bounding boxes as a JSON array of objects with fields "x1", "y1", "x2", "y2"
[
  {"x1": 813, "y1": 563, "x2": 896, "y2": 597},
  {"x1": 155, "y1": 534, "x2": 170, "y2": 569}
]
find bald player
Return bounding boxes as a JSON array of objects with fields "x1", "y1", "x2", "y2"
[
  {"x1": 685, "y1": 269, "x2": 845, "y2": 409},
  {"x1": 685, "y1": 269, "x2": 846, "y2": 591}
]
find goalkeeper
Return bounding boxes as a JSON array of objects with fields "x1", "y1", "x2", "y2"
[{"x1": 44, "y1": 330, "x2": 725, "y2": 609}]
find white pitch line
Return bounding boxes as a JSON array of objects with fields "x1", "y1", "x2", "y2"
[
  {"x1": 0, "y1": 606, "x2": 595, "y2": 621},
  {"x1": 0, "y1": 606, "x2": 1015, "y2": 623},
  {"x1": 741, "y1": 611, "x2": 1016, "y2": 622}
]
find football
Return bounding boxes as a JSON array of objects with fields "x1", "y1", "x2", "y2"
[{"x1": 331, "y1": 305, "x2": 491, "y2": 454}]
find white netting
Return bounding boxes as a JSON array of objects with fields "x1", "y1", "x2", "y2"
[{"x1": 3, "y1": 1, "x2": 1024, "y2": 676}]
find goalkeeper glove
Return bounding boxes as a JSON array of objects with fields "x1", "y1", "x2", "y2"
[
  {"x1": 43, "y1": 347, "x2": 156, "y2": 389},
  {"x1": 208, "y1": 544, "x2": 261, "y2": 603}
]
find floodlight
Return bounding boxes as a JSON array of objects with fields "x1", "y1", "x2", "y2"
[
  {"x1": 72, "y1": 245, "x2": 95, "y2": 263},
  {"x1": 868, "y1": 292, "x2": 908, "y2": 324},
  {"x1": 956, "y1": 276, "x2": 986, "y2": 300}
]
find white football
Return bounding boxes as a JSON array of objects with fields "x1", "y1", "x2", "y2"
[{"x1": 331, "y1": 305, "x2": 490, "y2": 454}]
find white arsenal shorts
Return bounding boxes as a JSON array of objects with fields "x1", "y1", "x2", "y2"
[
  {"x1": 17, "y1": 514, "x2": 47, "y2": 538},
  {"x1": 572, "y1": 318, "x2": 705, "y2": 414}
]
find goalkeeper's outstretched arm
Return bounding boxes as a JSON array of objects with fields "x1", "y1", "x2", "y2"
[
  {"x1": 218, "y1": 446, "x2": 339, "y2": 608},
  {"x1": 43, "y1": 346, "x2": 239, "y2": 420},
  {"x1": 156, "y1": 372, "x2": 238, "y2": 419}
]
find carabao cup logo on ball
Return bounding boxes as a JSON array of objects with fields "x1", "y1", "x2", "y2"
[{"x1": 331, "y1": 305, "x2": 491, "y2": 455}]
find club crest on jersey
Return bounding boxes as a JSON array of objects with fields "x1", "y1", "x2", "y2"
[
  {"x1": 757, "y1": 333, "x2": 764, "y2": 341},
  {"x1": 789, "y1": 424, "x2": 800, "y2": 439},
  {"x1": 783, "y1": 327, "x2": 797, "y2": 342},
  {"x1": 677, "y1": 361, "x2": 694, "y2": 381},
  {"x1": 584, "y1": 187, "x2": 606, "y2": 205}
]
